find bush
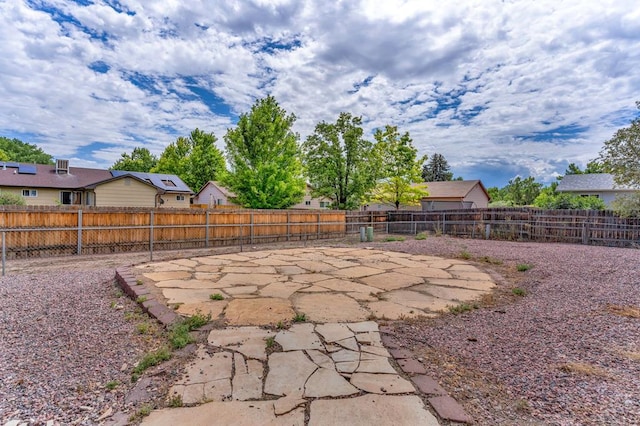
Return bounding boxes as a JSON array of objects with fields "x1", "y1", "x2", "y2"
[
  {"x1": 611, "y1": 193, "x2": 640, "y2": 217},
  {"x1": 0, "y1": 192, "x2": 26, "y2": 205},
  {"x1": 534, "y1": 192, "x2": 605, "y2": 210}
]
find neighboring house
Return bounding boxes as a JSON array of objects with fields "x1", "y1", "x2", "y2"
[
  {"x1": 420, "y1": 180, "x2": 490, "y2": 211},
  {"x1": 0, "y1": 160, "x2": 192, "y2": 208},
  {"x1": 192, "y1": 181, "x2": 332, "y2": 209},
  {"x1": 556, "y1": 173, "x2": 637, "y2": 207},
  {"x1": 192, "y1": 181, "x2": 240, "y2": 208}
]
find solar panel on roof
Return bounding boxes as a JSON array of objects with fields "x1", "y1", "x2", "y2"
[{"x1": 18, "y1": 164, "x2": 37, "y2": 174}]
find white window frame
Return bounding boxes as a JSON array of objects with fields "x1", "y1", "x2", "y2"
[
  {"x1": 176, "y1": 194, "x2": 185, "y2": 201},
  {"x1": 22, "y1": 189, "x2": 38, "y2": 197}
]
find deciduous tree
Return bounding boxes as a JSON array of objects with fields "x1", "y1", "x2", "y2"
[
  {"x1": 152, "y1": 128, "x2": 226, "y2": 192},
  {"x1": 110, "y1": 147, "x2": 158, "y2": 172},
  {"x1": 0, "y1": 137, "x2": 54, "y2": 164},
  {"x1": 302, "y1": 113, "x2": 379, "y2": 209},
  {"x1": 222, "y1": 96, "x2": 305, "y2": 208},
  {"x1": 599, "y1": 102, "x2": 640, "y2": 187}
]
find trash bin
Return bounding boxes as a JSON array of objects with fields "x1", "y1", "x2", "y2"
[
  {"x1": 360, "y1": 227, "x2": 366, "y2": 242},
  {"x1": 366, "y1": 226, "x2": 374, "y2": 242}
]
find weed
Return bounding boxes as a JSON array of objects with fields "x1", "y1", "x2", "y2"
[
  {"x1": 516, "y1": 263, "x2": 532, "y2": 272},
  {"x1": 136, "y1": 296, "x2": 148, "y2": 303},
  {"x1": 606, "y1": 304, "x2": 640, "y2": 318},
  {"x1": 557, "y1": 362, "x2": 609, "y2": 377},
  {"x1": 383, "y1": 236, "x2": 405, "y2": 242},
  {"x1": 292, "y1": 312, "x2": 307, "y2": 323},
  {"x1": 136, "y1": 322, "x2": 152, "y2": 335},
  {"x1": 136, "y1": 279, "x2": 143, "y2": 285},
  {"x1": 448, "y1": 303, "x2": 478, "y2": 315},
  {"x1": 167, "y1": 395, "x2": 183, "y2": 408},
  {"x1": 367, "y1": 313, "x2": 378, "y2": 321},
  {"x1": 512, "y1": 287, "x2": 527, "y2": 297},
  {"x1": 110, "y1": 301, "x2": 117, "y2": 309},
  {"x1": 265, "y1": 336, "x2": 276, "y2": 348},
  {"x1": 515, "y1": 399, "x2": 530, "y2": 412},
  {"x1": 459, "y1": 250, "x2": 472, "y2": 260},
  {"x1": 114, "y1": 289, "x2": 124, "y2": 298},
  {"x1": 209, "y1": 293, "x2": 224, "y2": 301},
  {"x1": 168, "y1": 312, "x2": 211, "y2": 349},
  {"x1": 276, "y1": 321, "x2": 285, "y2": 329},
  {"x1": 415, "y1": 232, "x2": 427, "y2": 240},
  {"x1": 105, "y1": 380, "x2": 119, "y2": 390},
  {"x1": 129, "y1": 404, "x2": 153, "y2": 422},
  {"x1": 132, "y1": 347, "x2": 172, "y2": 378},
  {"x1": 479, "y1": 255, "x2": 503, "y2": 265}
]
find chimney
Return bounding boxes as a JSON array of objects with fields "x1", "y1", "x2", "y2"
[{"x1": 56, "y1": 159, "x2": 69, "y2": 175}]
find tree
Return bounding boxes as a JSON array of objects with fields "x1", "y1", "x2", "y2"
[
  {"x1": 562, "y1": 160, "x2": 604, "y2": 177},
  {"x1": 152, "y1": 128, "x2": 226, "y2": 192},
  {"x1": 222, "y1": 96, "x2": 305, "y2": 209},
  {"x1": 369, "y1": 125, "x2": 428, "y2": 209},
  {"x1": 110, "y1": 147, "x2": 158, "y2": 172},
  {"x1": 504, "y1": 176, "x2": 542, "y2": 206},
  {"x1": 599, "y1": 101, "x2": 640, "y2": 187},
  {"x1": 611, "y1": 193, "x2": 640, "y2": 217},
  {"x1": 0, "y1": 137, "x2": 54, "y2": 164},
  {"x1": 533, "y1": 182, "x2": 605, "y2": 210},
  {"x1": 421, "y1": 153, "x2": 453, "y2": 182},
  {"x1": 302, "y1": 113, "x2": 379, "y2": 210}
]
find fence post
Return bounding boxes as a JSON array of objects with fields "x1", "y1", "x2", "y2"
[
  {"x1": 250, "y1": 212, "x2": 254, "y2": 245},
  {"x1": 317, "y1": 213, "x2": 321, "y2": 240},
  {"x1": 2, "y1": 232, "x2": 5, "y2": 277},
  {"x1": 442, "y1": 213, "x2": 446, "y2": 235},
  {"x1": 205, "y1": 211, "x2": 210, "y2": 248},
  {"x1": 77, "y1": 210, "x2": 83, "y2": 255},
  {"x1": 412, "y1": 213, "x2": 416, "y2": 235},
  {"x1": 485, "y1": 223, "x2": 491, "y2": 239},
  {"x1": 287, "y1": 211, "x2": 291, "y2": 241},
  {"x1": 582, "y1": 223, "x2": 590, "y2": 245},
  {"x1": 149, "y1": 211, "x2": 154, "y2": 261},
  {"x1": 240, "y1": 222, "x2": 243, "y2": 252}
]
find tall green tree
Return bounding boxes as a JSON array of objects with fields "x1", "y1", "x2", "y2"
[
  {"x1": 110, "y1": 147, "x2": 158, "y2": 172},
  {"x1": 152, "y1": 128, "x2": 226, "y2": 192},
  {"x1": 222, "y1": 96, "x2": 305, "y2": 208},
  {"x1": 599, "y1": 102, "x2": 640, "y2": 187},
  {"x1": 562, "y1": 160, "x2": 605, "y2": 176},
  {"x1": 0, "y1": 137, "x2": 54, "y2": 164},
  {"x1": 302, "y1": 113, "x2": 379, "y2": 210},
  {"x1": 504, "y1": 176, "x2": 542, "y2": 205},
  {"x1": 421, "y1": 153, "x2": 453, "y2": 182},
  {"x1": 369, "y1": 125, "x2": 428, "y2": 209}
]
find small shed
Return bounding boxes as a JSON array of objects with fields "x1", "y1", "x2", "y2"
[{"x1": 421, "y1": 180, "x2": 490, "y2": 211}]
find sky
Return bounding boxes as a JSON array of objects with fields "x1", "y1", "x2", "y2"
[{"x1": 1, "y1": 0, "x2": 639, "y2": 189}]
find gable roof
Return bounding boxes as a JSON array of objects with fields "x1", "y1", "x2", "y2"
[
  {"x1": 556, "y1": 173, "x2": 635, "y2": 192},
  {"x1": 0, "y1": 161, "x2": 192, "y2": 193},
  {"x1": 421, "y1": 180, "x2": 489, "y2": 200},
  {"x1": 194, "y1": 181, "x2": 236, "y2": 198}
]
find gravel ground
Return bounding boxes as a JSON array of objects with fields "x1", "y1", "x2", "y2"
[
  {"x1": 368, "y1": 236, "x2": 640, "y2": 426},
  {"x1": 1, "y1": 236, "x2": 638, "y2": 425},
  {"x1": 0, "y1": 269, "x2": 168, "y2": 425}
]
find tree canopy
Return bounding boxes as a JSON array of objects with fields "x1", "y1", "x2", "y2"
[
  {"x1": 421, "y1": 153, "x2": 453, "y2": 182},
  {"x1": 599, "y1": 102, "x2": 640, "y2": 187},
  {"x1": 369, "y1": 125, "x2": 428, "y2": 209},
  {"x1": 222, "y1": 96, "x2": 305, "y2": 209},
  {"x1": 302, "y1": 113, "x2": 380, "y2": 210},
  {"x1": 562, "y1": 160, "x2": 605, "y2": 176},
  {"x1": 110, "y1": 147, "x2": 158, "y2": 172},
  {"x1": 0, "y1": 137, "x2": 54, "y2": 164},
  {"x1": 152, "y1": 128, "x2": 226, "y2": 192}
]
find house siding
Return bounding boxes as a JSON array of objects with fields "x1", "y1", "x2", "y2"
[
  {"x1": 94, "y1": 178, "x2": 157, "y2": 207},
  {"x1": 465, "y1": 185, "x2": 490, "y2": 208},
  {"x1": 160, "y1": 193, "x2": 191, "y2": 208},
  {"x1": 291, "y1": 190, "x2": 331, "y2": 209},
  {"x1": 193, "y1": 183, "x2": 238, "y2": 208}
]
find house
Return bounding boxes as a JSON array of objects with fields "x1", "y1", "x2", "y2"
[
  {"x1": 0, "y1": 160, "x2": 192, "y2": 208},
  {"x1": 556, "y1": 173, "x2": 637, "y2": 207},
  {"x1": 420, "y1": 180, "x2": 490, "y2": 211},
  {"x1": 192, "y1": 181, "x2": 332, "y2": 209},
  {"x1": 192, "y1": 181, "x2": 239, "y2": 208}
]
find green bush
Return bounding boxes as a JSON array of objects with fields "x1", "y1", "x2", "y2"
[
  {"x1": 534, "y1": 192, "x2": 605, "y2": 210},
  {"x1": 0, "y1": 192, "x2": 26, "y2": 205},
  {"x1": 611, "y1": 193, "x2": 640, "y2": 218}
]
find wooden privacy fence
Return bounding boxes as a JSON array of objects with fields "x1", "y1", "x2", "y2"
[
  {"x1": 0, "y1": 207, "x2": 346, "y2": 259},
  {"x1": 354, "y1": 208, "x2": 640, "y2": 248}
]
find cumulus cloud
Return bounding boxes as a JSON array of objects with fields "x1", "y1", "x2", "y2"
[{"x1": 0, "y1": 0, "x2": 638, "y2": 187}]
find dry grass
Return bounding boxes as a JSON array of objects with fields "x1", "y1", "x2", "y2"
[
  {"x1": 619, "y1": 350, "x2": 640, "y2": 361},
  {"x1": 606, "y1": 304, "x2": 640, "y2": 318},
  {"x1": 557, "y1": 362, "x2": 610, "y2": 378}
]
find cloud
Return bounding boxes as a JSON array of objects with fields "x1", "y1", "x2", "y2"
[{"x1": 0, "y1": 0, "x2": 638, "y2": 189}]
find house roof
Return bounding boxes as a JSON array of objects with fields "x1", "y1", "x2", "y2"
[
  {"x1": 421, "y1": 180, "x2": 489, "y2": 200},
  {"x1": 0, "y1": 161, "x2": 192, "y2": 193},
  {"x1": 556, "y1": 173, "x2": 634, "y2": 192},
  {"x1": 195, "y1": 181, "x2": 237, "y2": 198}
]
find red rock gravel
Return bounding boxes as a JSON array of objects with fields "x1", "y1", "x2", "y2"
[{"x1": 368, "y1": 236, "x2": 640, "y2": 426}]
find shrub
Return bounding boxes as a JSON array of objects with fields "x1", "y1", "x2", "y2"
[
  {"x1": 512, "y1": 287, "x2": 527, "y2": 296},
  {"x1": 209, "y1": 293, "x2": 224, "y2": 300},
  {"x1": 415, "y1": 232, "x2": 427, "y2": 240},
  {"x1": 0, "y1": 192, "x2": 26, "y2": 205},
  {"x1": 168, "y1": 311, "x2": 211, "y2": 349},
  {"x1": 133, "y1": 347, "x2": 172, "y2": 377},
  {"x1": 517, "y1": 263, "x2": 532, "y2": 272},
  {"x1": 611, "y1": 193, "x2": 640, "y2": 218}
]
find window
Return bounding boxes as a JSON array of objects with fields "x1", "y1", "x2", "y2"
[
  {"x1": 305, "y1": 200, "x2": 311, "y2": 206},
  {"x1": 580, "y1": 194, "x2": 599, "y2": 198},
  {"x1": 162, "y1": 179, "x2": 177, "y2": 187},
  {"x1": 60, "y1": 191, "x2": 82, "y2": 205},
  {"x1": 217, "y1": 199, "x2": 223, "y2": 205},
  {"x1": 319, "y1": 201, "x2": 330, "y2": 208},
  {"x1": 22, "y1": 189, "x2": 37, "y2": 197},
  {"x1": 176, "y1": 194, "x2": 185, "y2": 201}
]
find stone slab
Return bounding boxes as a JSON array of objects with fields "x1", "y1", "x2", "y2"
[
  {"x1": 308, "y1": 394, "x2": 439, "y2": 426},
  {"x1": 332, "y1": 266, "x2": 385, "y2": 278},
  {"x1": 304, "y1": 367, "x2": 359, "y2": 397},
  {"x1": 224, "y1": 298, "x2": 295, "y2": 326},
  {"x1": 315, "y1": 323, "x2": 354, "y2": 343},
  {"x1": 427, "y1": 278, "x2": 496, "y2": 292},
  {"x1": 275, "y1": 323, "x2": 324, "y2": 351},
  {"x1": 217, "y1": 273, "x2": 285, "y2": 287},
  {"x1": 143, "y1": 271, "x2": 191, "y2": 281},
  {"x1": 265, "y1": 351, "x2": 318, "y2": 396},
  {"x1": 176, "y1": 301, "x2": 227, "y2": 318},
  {"x1": 360, "y1": 272, "x2": 424, "y2": 291},
  {"x1": 411, "y1": 375, "x2": 447, "y2": 396},
  {"x1": 428, "y1": 395, "x2": 473, "y2": 423},
  {"x1": 293, "y1": 293, "x2": 369, "y2": 323},
  {"x1": 414, "y1": 284, "x2": 484, "y2": 302},
  {"x1": 350, "y1": 373, "x2": 415, "y2": 394},
  {"x1": 208, "y1": 327, "x2": 275, "y2": 361},
  {"x1": 141, "y1": 401, "x2": 304, "y2": 426},
  {"x1": 385, "y1": 290, "x2": 452, "y2": 312},
  {"x1": 259, "y1": 281, "x2": 305, "y2": 298},
  {"x1": 398, "y1": 358, "x2": 427, "y2": 375}
]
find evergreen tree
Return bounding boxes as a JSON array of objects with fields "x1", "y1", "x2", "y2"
[{"x1": 421, "y1": 153, "x2": 453, "y2": 182}]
